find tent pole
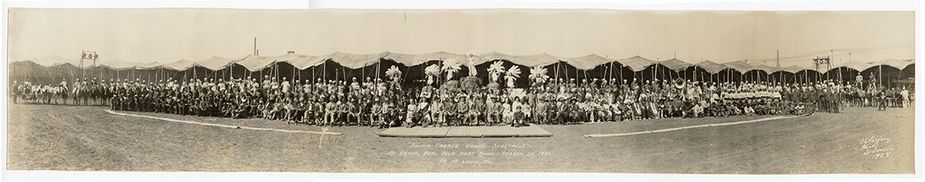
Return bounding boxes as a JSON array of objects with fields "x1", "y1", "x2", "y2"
[
  {"x1": 666, "y1": 68, "x2": 671, "y2": 81},
  {"x1": 653, "y1": 60, "x2": 658, "y2": 81},
  {"x1": 555, "y1": 62, "x2": 560, "y2": 79},
  {"x1": 700, "y1": 69, "x2": 705, "y2": 82},
  {"x1": 437, "y1": 61, "x2": 442, "y2": 86},
  {"x1": 739, "y1": 71, "x2": 743, "y2": 83},
  {"x1": 376, "y1": 59, "x2": 380, "y2": 81},
  {"x1": 724, "y1": 69, "x2": 728, "y2": 83},
  {"x1": 583, "y1": 70, "x2": 588, "y2": 81},
  {"x1": 617, "y1": 65, "x2": 623, "y2": 83},
  {"x1": 879, "y1": 64, "x2": 883, "y2": 87},
  {"x1": 803, "y1": 69, "x2": 809, "y2": 84}
]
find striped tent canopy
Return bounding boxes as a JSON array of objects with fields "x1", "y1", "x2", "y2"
[
  {"x1": 882, "y1": 59, "x2": 914, "y2": 70},
  {"x1": 615, "y1": 56, "x2": 655, "y2": 72},
  {"x1": 136, "y1": 62, "x2": 165, "y2": 70},
  {"x1": 517, "y1": 53, "x2": 562, "y2": 68},
  {"x1": 12, "y1": 52, "x2": 914, "y2": 75},
  {"x1": 234, "y1": 56, "x2": 276, "y2": 71},
  {"x1": 783, "y1": 65, "x2": 812, "y2": 73},
  {"x1": 722, "y1": 60, "x2": 756, "y2": 72},
  {"x1": 164, "y1": 59, "x2": 200, "y2": 70},
  {"x1": 11, "y1": 52, "x2": 915, "y2": 86},
  {"x1": 840, "y1": 61, "x2": 875, "y2": 71},
  {"x1": 31, "y1": 55, "x2": 79, "y2": 67},
  {"x1": 695, "y1": 60, "x2": 726, "y2": 73},
  {"x1": 410, "y1": 51, "x2": 468, "y2": 64},
  {"x1": 563, "y1": 54, "x2": 610, "y2": 70},
  {"x1": 326, "y1": 52, "x2": 390, "y2": 69},
  {"x1": 274, "y1": 53, "x2": 323, "y2": 69},
  {"x1": 100, "y1": 59, "x2": 139, "y2": 70},
  {"x1": 383, "y1": 51, "x2": 472, "y2": 66},
  {"x1": 197, "y1": 56, "x2": 233, "y2": 70},
  {"x1": 752, "y1": 64, "x2": 776, "y2": 73},
  {"x1": 381, "y1": 52, "x2": 419, "y2": 66},
  {"x1": 658, "y1": 58, "x2": 692, "y2": 71}
]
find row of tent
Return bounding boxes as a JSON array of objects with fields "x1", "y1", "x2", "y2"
[
  {"x1": 69, "y1": 51, "x2": 913, "y2": 74},
  {"x1": 10, "y1": 51, "x2": 915, "y2": 87}
]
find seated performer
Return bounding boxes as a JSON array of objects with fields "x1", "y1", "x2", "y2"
[
  {"x1": 404, "y1": 102, "x2": 417, "y2": 128},
  {"x1": 512, "y1": 105, "x2": 527, "y2": 127}
]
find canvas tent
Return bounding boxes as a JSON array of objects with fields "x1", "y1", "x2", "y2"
[{"x1": 9, "y1": 52, "x2": 914, "y2": 86}]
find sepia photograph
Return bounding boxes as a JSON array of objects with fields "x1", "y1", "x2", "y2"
[{"x1": 3, "y1": 3, "x2": 918, "y2": 177}]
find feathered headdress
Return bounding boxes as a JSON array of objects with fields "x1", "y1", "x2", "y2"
[
  {"x1": 424, "y1": 64, "x2": 441, "y2": 85},
  {"x1": 504, "y1": 65, "x2": 521, "y2": 88},
  {"x1": 487, "y1": 61, "x2": 505, "y2": 83},
  {"x1": 441, "y1": 58, "x2": 461, "y2": 81},
  {"x1": 528, "y1": 66, "x2": 549, "y2": 85},
  {"x1": 385, "y1": 66, "x2": 402, "y2": 83}
]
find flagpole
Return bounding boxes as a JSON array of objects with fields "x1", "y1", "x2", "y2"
[{"x1": 776, "y1": 50, "x2": 781, "y2": 85}]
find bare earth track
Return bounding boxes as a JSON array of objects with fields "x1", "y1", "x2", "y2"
[{"x1": 7, "y1": 103, "x2": 914, "y2": 173}]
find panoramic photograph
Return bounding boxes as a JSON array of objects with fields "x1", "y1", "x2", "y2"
[{"x1": 5, "y1": 9, "x2": 915, "y2": 173}]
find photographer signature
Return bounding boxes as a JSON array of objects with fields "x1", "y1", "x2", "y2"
[{"x1": 859, "y1": 135, "x2": 893, "y2": 159}]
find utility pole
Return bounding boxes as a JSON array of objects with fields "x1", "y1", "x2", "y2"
[
  {"x1": 776, "y1": 50, "x2": 780, "y2": 85},
  {"x1": 813, "y1": 56, "x2": 831, "y2": 83}
]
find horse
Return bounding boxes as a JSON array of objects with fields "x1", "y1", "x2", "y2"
[{"x1": 71, "y1": 84, "x2": 88, "y2": 106}]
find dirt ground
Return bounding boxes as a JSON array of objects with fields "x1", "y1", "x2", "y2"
[{"x1": 6, "y1": 103, "x2": 915, "y2": 173}]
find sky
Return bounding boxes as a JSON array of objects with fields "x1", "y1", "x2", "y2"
[{"x1": 7, "y1": 9, "x2": 915, "y2": 67}]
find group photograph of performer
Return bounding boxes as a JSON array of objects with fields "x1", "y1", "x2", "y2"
[{"x1": 10, "y1": 53, "x2": 914, "y2": 129}]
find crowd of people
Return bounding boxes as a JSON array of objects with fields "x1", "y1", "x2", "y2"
[{"x1": 10, "y1": 74, "x2": 913, "y2": 128}]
